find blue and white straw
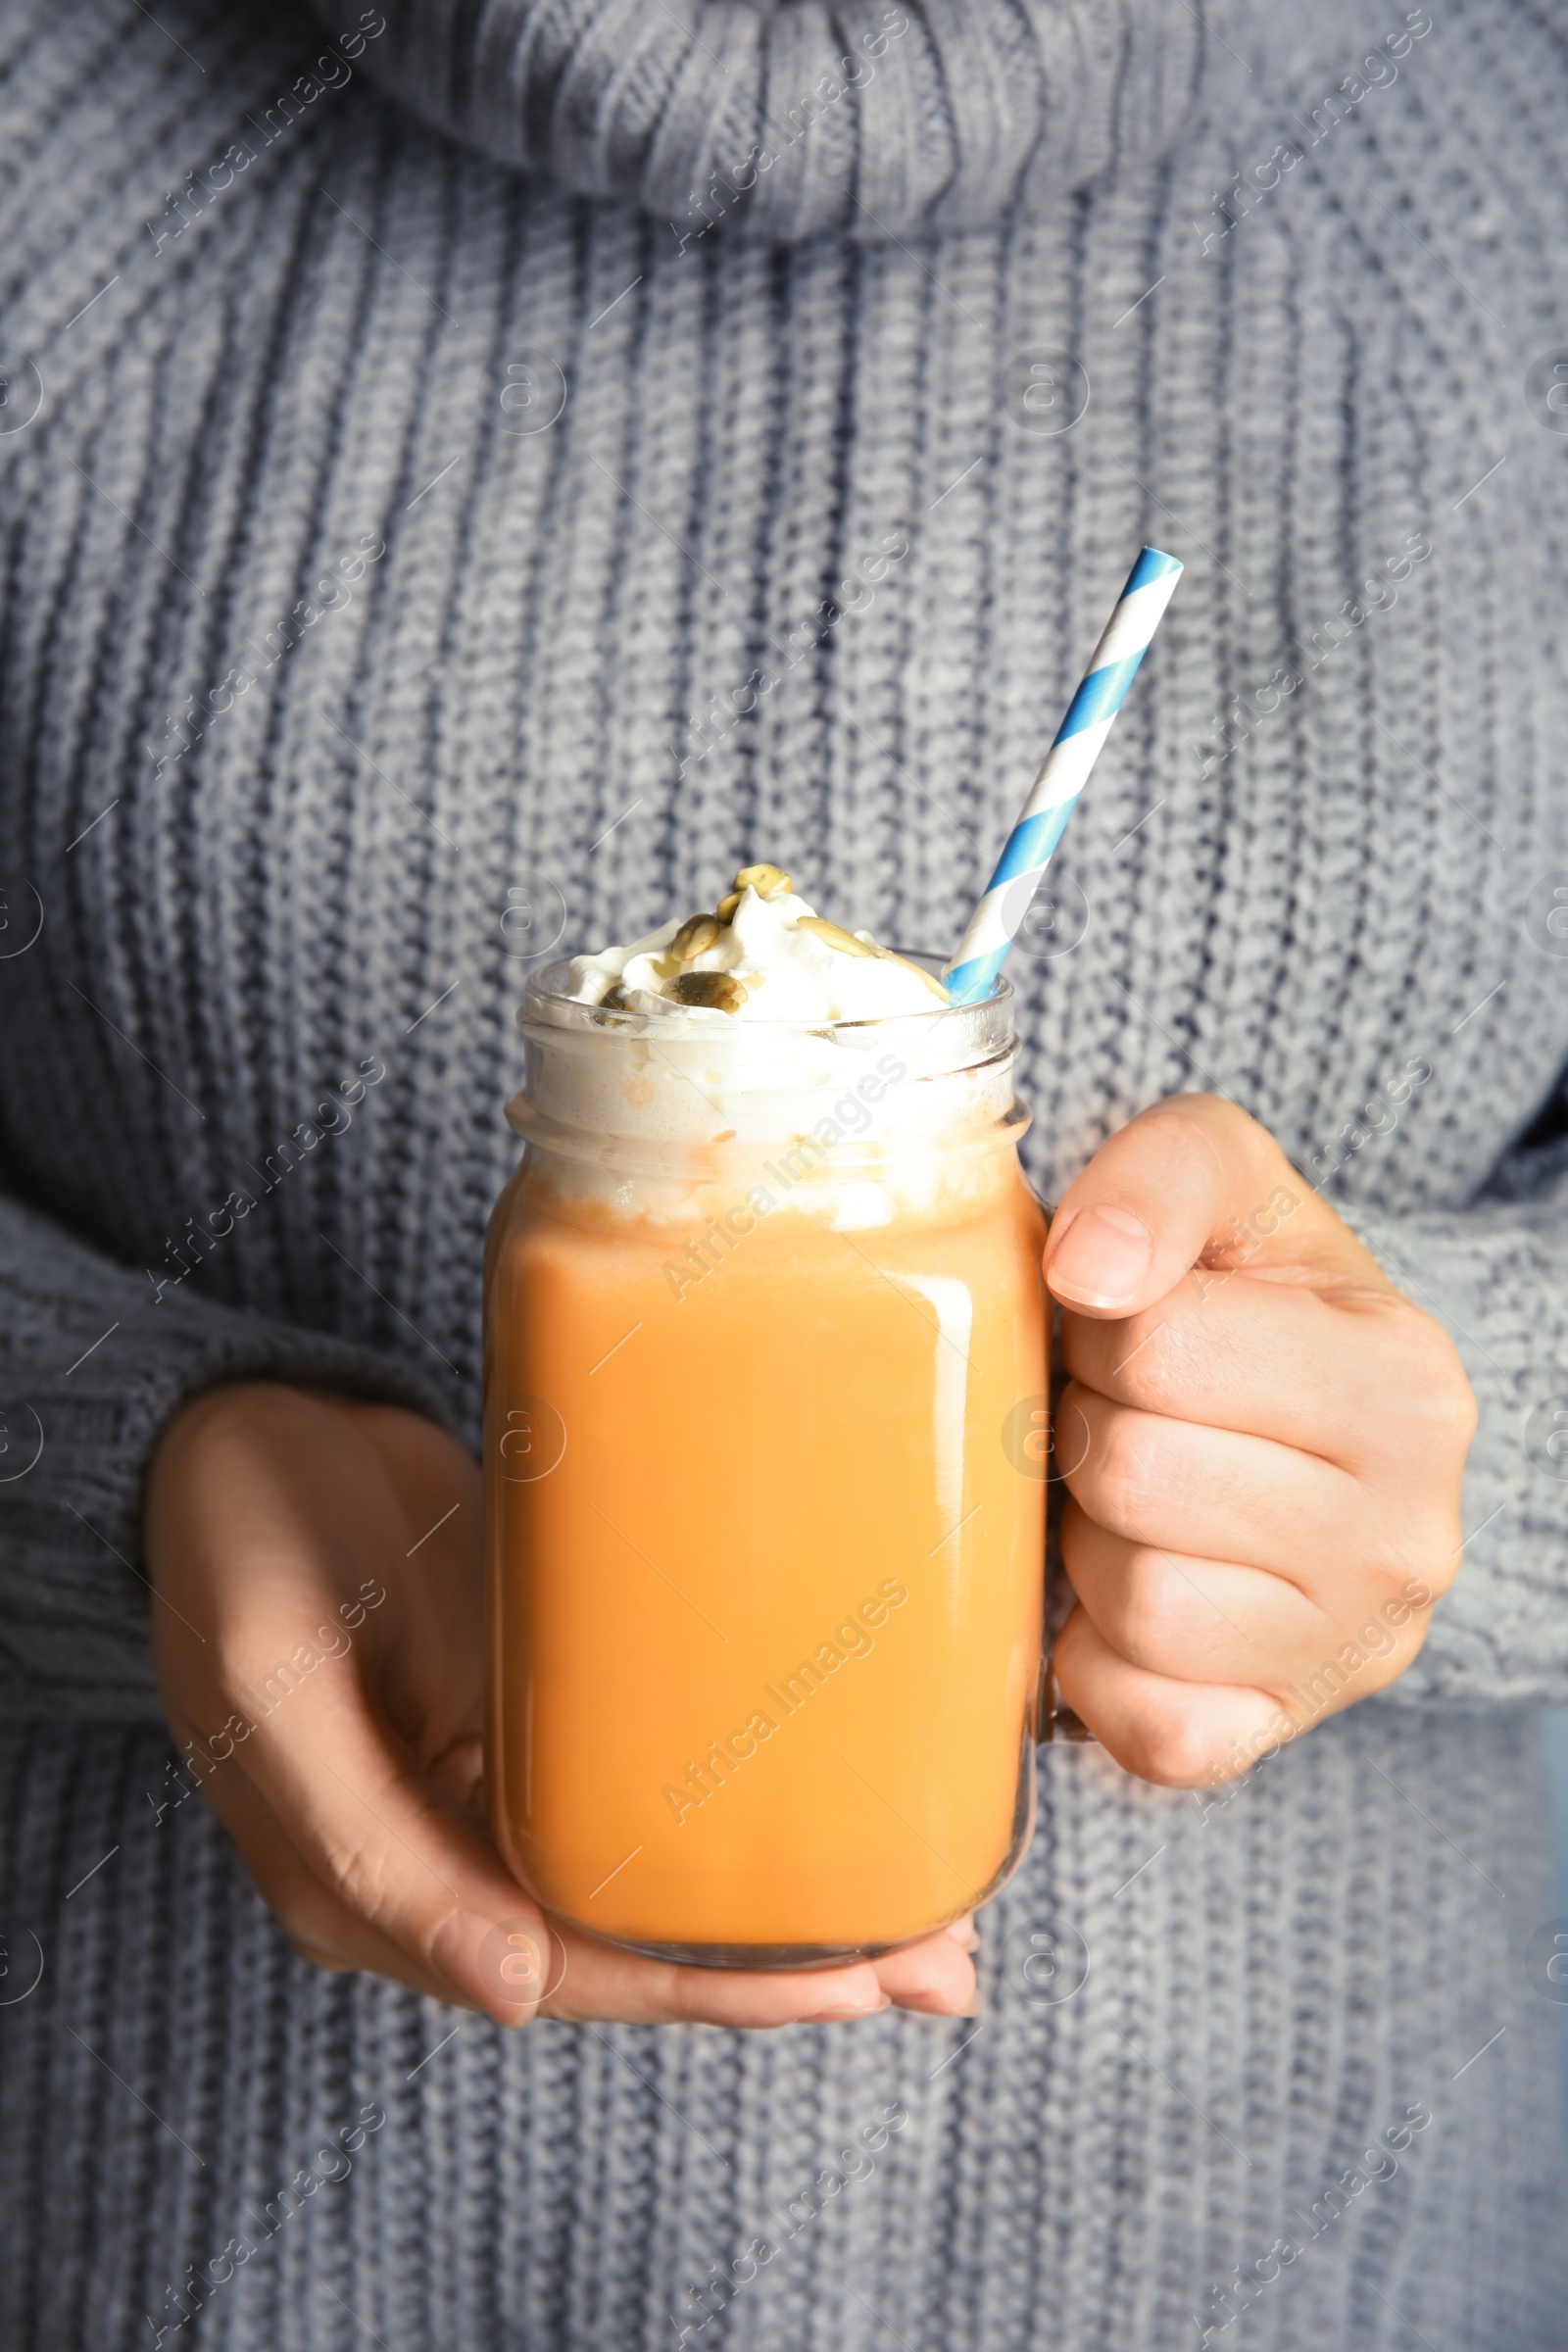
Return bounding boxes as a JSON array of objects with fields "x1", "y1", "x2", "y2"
[{"x1": 944, "y1": 546, "x2": 1184, "y2": 1006}]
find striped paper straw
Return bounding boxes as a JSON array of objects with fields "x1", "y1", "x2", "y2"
[{"x1": 944, "y1": 546, "x2": 1183, "y2": 1005}]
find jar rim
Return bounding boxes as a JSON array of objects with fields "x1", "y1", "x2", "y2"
[{"x1": 519, "y1": 949, "x2": 1012, "y2": 1042}]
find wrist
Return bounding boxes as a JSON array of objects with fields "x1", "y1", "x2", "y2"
[{"x1": 154, "y1": 1377, "x2": 373, "y2": 1463}]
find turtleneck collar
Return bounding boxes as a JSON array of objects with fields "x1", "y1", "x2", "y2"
[{"x1": 329, "y1": 0, "x2": 1204, "y2": 240}]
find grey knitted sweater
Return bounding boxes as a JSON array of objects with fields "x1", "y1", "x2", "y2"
[{"x1": 2, "y1": 0, "x2": 1567, "y2": 2343}]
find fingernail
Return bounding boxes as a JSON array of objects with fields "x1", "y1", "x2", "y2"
[
  {"x1": 902, "y1": 1988, "x2": 980, "y2": 2018},
  {"x1": 806, "y1": 1993, "x2": 892, "y2": 2023},
  {"x1": 432, "y1": 1909, "x2": 541, "y2": 2021},
  {"x1": 946, "y1": 1917, "x2": 980, "y2": 1953},
  {"x1": 1047, "y1": 1203, "x2": 1152, "y2": 1307}
]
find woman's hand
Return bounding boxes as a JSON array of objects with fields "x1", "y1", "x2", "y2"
[
  {"x1": 1044, "y1": 1096, "x2": 1477, "y2": 1787},
  {"x1": 146, "y1": 1384, "x2": 976, "y2": 2027}
]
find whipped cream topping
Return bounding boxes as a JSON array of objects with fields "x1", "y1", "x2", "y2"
[
  {"x1": 512, "y1": 867, "x2": 1019, "y2": 1226},
  {"x1": 562, "y1": 866, "x2": 949, "y2": 1026}
]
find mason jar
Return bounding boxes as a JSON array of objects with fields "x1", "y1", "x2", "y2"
[{"x1": 483, "y1": 957, "x2": 1048, "y2": 1965}]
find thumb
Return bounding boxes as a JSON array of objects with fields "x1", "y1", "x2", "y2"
[
  {"x1": 233, "y1": 1670, "x2": 548, "y2": 2027},
  {"x1": 1043, "y1": 1095, "x2": 1393, "y2": 1320}
]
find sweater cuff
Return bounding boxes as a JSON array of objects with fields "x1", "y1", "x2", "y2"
[{"x1": 0, "y1": 1195, "x2": 465, "y2": 1723}]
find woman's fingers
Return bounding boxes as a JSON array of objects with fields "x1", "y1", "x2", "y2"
[
  {"x1": 1059, "y1": 1380, "x2": 1360, "y2": 1589},
  {"x1": 1060, "y1": 1499, "x2": 1323, "y2": 1686},
  {"x1": 538, "y1": 1933, "x2": 890, "y2": 2028},
  {"x1": 204, "y1": 1681, "x2": 979, "y2": 2027},
  {"x1": 1043, "y1": 1094, "x2": 1391, "y2": 1321},
  {"x1": 871, "y1": 1922, "x2": 978, "y2": 2015},
  {"x1": 1042, "y1": 1099, "x2": 1478, "y2": 1791},
  {"x1": 535, "y1": 1925, "x2": 974, "y2": 2027},
  {"x1": 222, "y1": 1667, "x2": 545, "y2": 2022},
  {"x1": 1061, "y1": 1273, "x2": 1472, "y2": 1479},
  {"x1": 151, "y1": 1386, "x2": 981, "y2": 2029},
  {"x1": 195, "y1": 1734, "x2": 975, "y2": 2026},
  {"x1": 175, "y1": 1722, "x2": 492, "y2": 2009},
  {"x1": 1052, "y1": 1605, "x2": 1298, "y2": 1787}
]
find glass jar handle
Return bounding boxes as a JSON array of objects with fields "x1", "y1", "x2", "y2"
[{"x1": 1035, "y1": 1650, "x2": 1097, "y2": 1743}]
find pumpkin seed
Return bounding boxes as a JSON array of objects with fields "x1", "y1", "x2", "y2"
[
  {"x1": 673, "y1": 970, "x2": 749, "y2": 1014},
  {"x1": 671, "y1": 913, "x2": 723, "y2": 960},
  {"x1": 732, "y1": 862, "x2": 793, "y2": 901},
  {"x1": 797, "y1": 914, "x2": 878, "y2": 958}
]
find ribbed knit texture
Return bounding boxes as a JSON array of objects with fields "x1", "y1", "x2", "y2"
[{"x1": 1, "y1": 0, "x2": 1566, "y2": 2343}]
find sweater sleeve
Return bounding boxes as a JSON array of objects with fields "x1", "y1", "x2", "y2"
[
  {"x1": 1347, "y1": 1101, "x2": 1568, "y2": 1707},
  {"x1": 0, "y1": 1193, "x2": 464, "y2": 1724}
]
